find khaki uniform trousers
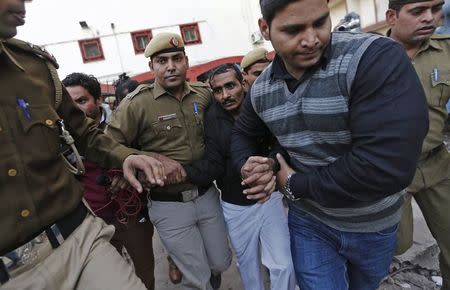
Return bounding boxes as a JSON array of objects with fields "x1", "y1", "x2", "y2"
[
  {"x1": 396, "y1": 146, "x2": 450, "y2": 290},
  {"x1": 1, "y1": 213, "x2": 147, "y2": 290},
  {"x1": 148, "y1": 186, "x2": 232, "y2": 290}
]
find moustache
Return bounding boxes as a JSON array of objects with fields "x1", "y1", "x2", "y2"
[{"x1": 221, "y1": 98, "x2": 235, "y2": 106}]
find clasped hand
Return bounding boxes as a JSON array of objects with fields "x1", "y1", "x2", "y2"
[{"x1": 240, "y1": 156, "x2": 276, "y2": 203}]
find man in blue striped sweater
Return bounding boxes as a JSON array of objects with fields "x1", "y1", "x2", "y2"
[{"x1": 231, "y1": 0, "x2": 429, "y2": 289}]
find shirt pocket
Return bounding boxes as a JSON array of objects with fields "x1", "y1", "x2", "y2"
[
  {"x1": 151, "y1": 117, "x2": 184, "y2": 143},
  {"x1": 17, "y1": 104, "x2": 61, "y2": 155},
  {"x1": 430, "y1": 69, "x2": 450, "y2": 107}
]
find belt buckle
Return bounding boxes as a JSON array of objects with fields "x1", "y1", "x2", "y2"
[
  {"x1": 1, "y1": 233, "x2": 48, "y2": 282},
  {"x1": 181, "y1": 188, "x2": 199, "y2": 202}
]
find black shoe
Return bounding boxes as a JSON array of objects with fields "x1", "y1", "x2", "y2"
[{"x1": 210, "y1": 273, "x2": 221, "y2": 289}]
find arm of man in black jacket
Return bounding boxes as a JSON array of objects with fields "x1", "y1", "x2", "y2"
[
  {"x1": 234, "y1": 39, "x2": 429, "y2": 207},
  {"x1": 183, "y1": 106, "x2": 226, "y2": 188}
]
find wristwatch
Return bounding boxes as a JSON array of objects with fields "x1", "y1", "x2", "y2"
[{"x1": 282, "y1": 173, "x2": 300, "y2": 201}]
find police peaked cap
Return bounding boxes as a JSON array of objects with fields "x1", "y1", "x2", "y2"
[{"x1": 144, "y1": 32, "x2": 185, "y2": 58}]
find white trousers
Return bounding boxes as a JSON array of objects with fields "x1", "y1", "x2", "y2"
[{"x1": 222, "y1": 193, "x2": 296, "y2": 290}]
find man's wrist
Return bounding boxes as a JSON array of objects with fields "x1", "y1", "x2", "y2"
[
  {"x1": 147, "y1": 152, "x2": 161, "y2": 160},
  {"x1": 272, "y1": 158, "x2": 280, "y2": 173}
]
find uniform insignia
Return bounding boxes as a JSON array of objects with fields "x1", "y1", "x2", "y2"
[
  {"x1": 170, "y1": 37, "x2": 179, "y2": 47},
  {"x1": 158, "y1": 113, "x2": 177, "y2": 121},
  {"x1": 30, "y1": 43, "x2": 58, "y2": 65},
  {"x1": 4, "y1": 39, "x2": 59, "y2": 69},
  {"x1": 126, "y1": 84, "x2": 152, "y2": 100},
  {"x1": 191, "y1": 81, "x2": 209, "y2": 88},
  {"x1": 27, "y1": 42, "x2": 59, "y2": 68}
]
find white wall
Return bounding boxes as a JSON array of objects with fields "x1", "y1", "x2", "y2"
[
  {"x1": 375, "y1": 0, "x2": 389, "y2": 23},
  {"x1": 16, "y1": 0, "x2": 387, "y2": 83},
  {"x1": 16, "y1": 0, "x2": 271, "y2": 82},
  {"x1": 342, "y1": 0, "x2": 389, "y2": 28},
  {"x1": 358, "y1": 0, "x2": 377, "y2": 27},
  {"x1": 330, "y1": 1, "x2": 348, "y2": 30}
]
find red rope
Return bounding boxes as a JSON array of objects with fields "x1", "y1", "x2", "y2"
[{"x1": 93, "y1": 169, "x2": 143, "y2": 225}]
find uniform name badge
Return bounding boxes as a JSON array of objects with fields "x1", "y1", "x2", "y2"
[{"x1": 158, "y1": 113, "x2": 177, "y2": 122}]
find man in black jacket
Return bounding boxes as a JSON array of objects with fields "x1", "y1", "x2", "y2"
[{"x1": 184, "y1": 64, "x2": 296, "y2": 290}]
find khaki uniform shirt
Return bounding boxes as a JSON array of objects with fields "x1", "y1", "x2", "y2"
[
  {"x1": 0, "y1": 39, "x2": 135, "y2": 254},
  {"x1": 107, "y1": 81, "x2": 212, "y2": 194},
  {"x1": 412, "y1": 34, "x2": 450, "y2": 153},
  {"x1": 409, "y1": 34, "x2": 450, "y2": 192}
]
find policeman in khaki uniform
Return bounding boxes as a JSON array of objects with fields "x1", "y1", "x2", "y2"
[
  {"x1": 240, "y1": 47, "x2": 271, "y2": 87},
  {"x1": 387, "y1": 0, "x2": 450, "y2": 288},
  {"x1": 107, "y1": 32, "x2": 231, "y2": 290},
  {"x1": 0, "y1": 1, "x2": 165, "y2": 289}
]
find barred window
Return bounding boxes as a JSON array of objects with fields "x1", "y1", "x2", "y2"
[{"x1": 79, "y1": 38, "x2": 104, "y2": 63}]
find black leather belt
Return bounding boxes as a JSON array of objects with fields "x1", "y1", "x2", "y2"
[
  {"x1": 45, "y1": 202, "x2": 87, "y2": 249},
  {"x1": 0, "y1": 202, "x2": 87, "y2": 285},
  {"x1": 150, "y1": 186, "x2": 208, "y2": 202}
]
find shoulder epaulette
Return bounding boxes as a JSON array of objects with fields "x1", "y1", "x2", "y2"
[
  {"x1": 125, "y1": 83, "x2": 153, "y2": 100},
  {"x1": 4, "y1": 38, "x2": 59, "y2": 68},
  {"x1": 190, "y1": 81, "x2": 212, "y2": 100},
  {"x1": 190, "y1": 81, "x2": 209, "y2": 88},
  {"x1": 431, "y1": 34, "x2": 450, "y2": 40}
]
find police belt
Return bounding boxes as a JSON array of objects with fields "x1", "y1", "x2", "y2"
[
  {"x1": 0, "y1": 202, "x2": 87, "y2": 285},
  {"x1": 150, "y1": 186, "x2": 208, "y2": 202}
]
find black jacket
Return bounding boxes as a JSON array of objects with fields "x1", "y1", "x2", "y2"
[{"x1": 184, "y1": 101, "x2": 281, "y2": 205}]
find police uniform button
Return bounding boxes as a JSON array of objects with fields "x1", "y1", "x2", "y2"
[
  {"x1": 21, "y1": 209, "x2": 30, "y2": 218},
  {"x1": 167, "y1": 125, "x2": 171, "y2": 130},
  {"x1": 8, "y1": 169, "x2": 17, "y2": 177},
  {"x1": 45, "y1": 119, "x2": 53, "y2": 126}
]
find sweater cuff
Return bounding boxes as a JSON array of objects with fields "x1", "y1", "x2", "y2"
[{"x1": 290, "y1": 173, "x2": 310, "y2": 199}]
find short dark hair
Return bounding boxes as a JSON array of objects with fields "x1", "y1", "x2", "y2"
[
  {"x1": 260, "y1": 0, "x2": 295, "y2": 26},
  {"x1": 62, "y1": 72, "x2": 101, "y2": 100},
  {"x1": 209, "y1": 63, "x2": 243, "y2": 85},
  {"x1": 388, "y1": 2, "x2": 404, "y2": 12},
  {"x1": 260, "y1": 0, "x2": 329, "y2": 26},
  {"x1": 114, "y1": 73, "x2": 139, "y2": 103},
  {"x1": 150, "y1": 50, "x2": 186, "y2": 62}
]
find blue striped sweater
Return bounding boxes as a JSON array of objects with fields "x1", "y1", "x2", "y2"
[{"x1": 250, "y1": 32, "x2": 406, "y2": 232}]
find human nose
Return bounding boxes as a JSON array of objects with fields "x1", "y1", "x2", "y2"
[
  {"x1": 422, "y1": 8, "x2": 434, "y2": 22},
  {"x1": 300, "y1": 27, "x2": 319, "y2": 49},
  {"x1": 167, "y1": 59, "x2": 176, "y2": 71},
  {"x1": 223, "y1": 88, "x2": 233, "y2": 99}
]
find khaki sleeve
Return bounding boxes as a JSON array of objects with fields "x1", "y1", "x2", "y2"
[
  {"x1": 205, "y1": 88, "x2": 213, "y2": 105},
  {"x1": 194, "y1": 85, "x2": 213, "y2": 107},
  {"x1": 105, "y1": 97, "x2": 141, "y2": 147},
  {"x1": 57, "y1": 86, "x2": 138, "y2": 168}
]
